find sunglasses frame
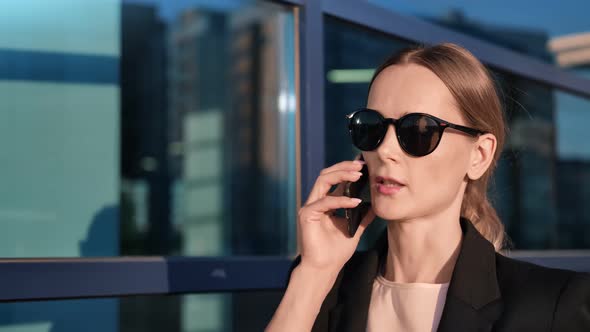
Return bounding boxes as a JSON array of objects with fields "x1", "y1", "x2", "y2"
[{"x1": 346, "y1": 108, "x2": 486, "y2": 156}]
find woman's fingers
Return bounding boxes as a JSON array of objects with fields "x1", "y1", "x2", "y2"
[
  {"x1": 319, "y1": 158, "x2": 364, "y2": 176},
  {"x1": 306, "y1": 170, "x2": 361, "y2": 205},
  {"x1": 305, "y1": 163, "x2": 365, "y2": 205},
  {"x1": 300, "y1": 195, "x2": 362, "y2": 223},
  {"x1": 327, "y1": 155, "x2": 365, "y2": 197},
  {"x1": 328, "y1": 182, "x2": 345, "y2": 197},
  {"x1": 353, "y1": 207, "x2": 377, "y2": 241}
]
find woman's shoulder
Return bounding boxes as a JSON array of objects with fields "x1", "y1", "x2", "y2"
[
  {"x1": 494, "y1": 252, "x2": 590, "y2": 287},
  {"x1": 494, "y1": 252, "x2": 590, "y2": 300},
  {"x1": 494, "y1": 253, "x2": 590, "y2": 330}
]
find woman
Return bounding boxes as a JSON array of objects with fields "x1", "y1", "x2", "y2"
[{"x1": 266, "y1": 43, "x2": 590, "y2": 332}]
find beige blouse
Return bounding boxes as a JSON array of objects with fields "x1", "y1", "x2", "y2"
[{"x1": 366, "y1": 274, "x2": 450, "y2": 332}]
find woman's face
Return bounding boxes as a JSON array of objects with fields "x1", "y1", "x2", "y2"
[{"x1": 363, "y1": 63, "x2": 476, "y2": 221}]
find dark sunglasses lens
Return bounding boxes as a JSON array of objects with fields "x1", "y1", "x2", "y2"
[
  {"x1": 349, "y1": 110, "x2": 386, "y2": 151},
  {"x1": 398, "y1": 114, "x2": 441, "y2": 156}
]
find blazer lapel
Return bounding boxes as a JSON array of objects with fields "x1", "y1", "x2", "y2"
[
  {"x1": 328, "y1": 247, "x2": 379, "y2": 332},
  {"x1": 328, "y1": 217, "x2": 504, "y2": 332},
  {"x1": 437, "y1": 217, "x2": 503, "y2": 332}
]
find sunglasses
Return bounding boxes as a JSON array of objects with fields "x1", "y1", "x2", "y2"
[{"x1": 346, "y1": 108, "x2": 485, "y2": 157}]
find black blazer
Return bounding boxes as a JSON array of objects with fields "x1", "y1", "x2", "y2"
[{"x1": 287, "y1": 218, "x2": 590, "y2": 331}]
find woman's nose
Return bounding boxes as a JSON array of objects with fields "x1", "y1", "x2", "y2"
[{"x1": 375, "y1": 124, "x2": 404, "y2": 161}]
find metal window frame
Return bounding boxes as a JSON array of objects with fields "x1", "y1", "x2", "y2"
[
  {"x1": 2, "y1": 0, "x2": 590, "y2": 302},
  {"x1": 1, "y1": 254, "x2": 589, "y2": 302},
  {"x1": 0, "y1": 257, "x2": 294, "y2": 302}
]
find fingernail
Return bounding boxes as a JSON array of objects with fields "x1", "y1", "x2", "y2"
[
  {"x1": 350, "y1": 171, "x2": 363, "y2": 176},
  {"x1": 350, "y1": 198, "x2": 362, "y2": 203},
  {"x1": 353, "y1": 160, "x2": 365, "y2": 164}
]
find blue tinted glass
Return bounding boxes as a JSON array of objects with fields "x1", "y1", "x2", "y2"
[
  {"x1": 119, "y1": 0, "x2": 297, "y2": 257},
  {"x1": 0, "y1": 0, "x2": 297, "y2": 258},
  {"x1": 0, "y1": 292, "x2": 282, "y2": 332},
  {"x1": 0, "y1": 0, "x2": 120, "y2": 258}
]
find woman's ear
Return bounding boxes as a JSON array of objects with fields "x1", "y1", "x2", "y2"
[{"x1": 467, "y1": 133, "x2": 497, "y2": 181}]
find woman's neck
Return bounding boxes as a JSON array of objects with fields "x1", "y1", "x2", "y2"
[{"x1": 382, "y1": 212, "x2": 463, "y2": 284}]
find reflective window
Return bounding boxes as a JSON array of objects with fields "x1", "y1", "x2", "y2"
[
  {"x1": 120, "y1": 0, "x2": 297, "y2": 257},
  {"x1": 468, "y1": 70, "x2": 589, "y2": 249},
  {"x1": 0, "y1": 291, "x2": 283, "y2": 332},
  {"x1": 554, "y1": 89, "x2": 590, "y2": 248},
  {"x1": 0, "y1": 0, "x2": 120, "y2": 258},
  {"x1": 0, "y1": 0, "x2": 297, "y2": 257},
  {"x1": 324, "y1": 17, "x2": 590, "y2": 249}
]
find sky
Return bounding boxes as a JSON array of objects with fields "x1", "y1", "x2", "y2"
[{"x1": 370, "y1": 0, "x2": 590, "y2": 37}]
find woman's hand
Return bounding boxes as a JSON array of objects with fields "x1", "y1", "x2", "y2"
[
  {"x1": 297, "y1": 158, "x2": 376, "y2": 276},
  {"x1": 265, "y1": 158, "x2": 377, "y2": 332}
]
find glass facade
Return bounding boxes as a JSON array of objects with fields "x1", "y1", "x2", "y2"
[
  {"x1": 0, "y1": 0, "x2": 120, "y2": 258},
  {"x1": 0, "y1": 0, "x2": 297, "y2": 258},
  {"x1": 0, "y1": 291, "x2": 283, "y2": 332},
  {"x1": 1, "y1": 0, "x2": 590, "y2": 332},
  {"x1": 119, "y1": 0, "x2": 297, "y2": 257},
  {"x1": 0, "y1": 0, "x2": 295, "y2": 331}
]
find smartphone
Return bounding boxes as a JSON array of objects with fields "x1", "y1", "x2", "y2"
[{"x1": 343, "y1": 156, "x2": 372, "y2": 237}]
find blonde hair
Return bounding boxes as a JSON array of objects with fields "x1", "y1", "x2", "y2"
[{"x1": 368, "y1": 43, "x2": 509, "y2": 251}]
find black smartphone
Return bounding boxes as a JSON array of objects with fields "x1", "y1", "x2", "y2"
[{"x1": 343, "y1": 157, "x2": 372, "y2": 237}]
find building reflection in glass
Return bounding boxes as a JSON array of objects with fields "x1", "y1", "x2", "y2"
[{"x1": 120, "y1": 1, "x2": 296, "y2": 331}]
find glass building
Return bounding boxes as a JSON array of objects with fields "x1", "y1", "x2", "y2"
[{"x1": 0, "y1": 0, "x2": 589, "y2": 331}]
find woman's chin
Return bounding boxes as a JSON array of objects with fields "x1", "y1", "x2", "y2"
[{"x1": 372, "y1": 203, "x2": 406, "y2": 221}]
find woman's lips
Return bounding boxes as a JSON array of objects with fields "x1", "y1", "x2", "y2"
[
  {"x1": 374, "y1": 176, "x2": 406, "y2": 195},
  {"x1": 376, "y1": 182, "x2": 404, "y2": 195},
  {"x1": 375, "y1": 175, "x2": 406, "y2": 186}
]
